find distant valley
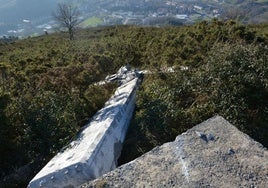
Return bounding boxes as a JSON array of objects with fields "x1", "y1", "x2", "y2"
[{"x1": 0, "y1": 0, "x2": 267, "y2": 37}]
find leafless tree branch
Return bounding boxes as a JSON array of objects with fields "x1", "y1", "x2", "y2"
[{"x1": 52, "y1": 3, "x2": 80, "y2": 40}]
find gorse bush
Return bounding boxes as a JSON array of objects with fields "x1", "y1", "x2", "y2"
[
  {"x1": 120, "y1": 42, "x2": 268, "y2": 163},
  {"x1": 0, "y1": 33, "x2": 117, "y2": 185},
  {"x1": 199, "y1": 43, "x2": 268, "y2": 143},
  {"x1": 0, "y1": 20, "x2": 267, "y2": 186},
  {"x1": 119, "y1": 30, "x2": 268, "y2": 165}
]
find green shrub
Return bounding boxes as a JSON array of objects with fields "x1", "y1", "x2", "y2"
[{"x1": 120, "y1": 41, "x2": 268, "y2": 165}]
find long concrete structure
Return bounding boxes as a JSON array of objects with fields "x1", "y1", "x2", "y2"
[{"x1": 28, "y1": 73, "x2": 140, "y2": 188}]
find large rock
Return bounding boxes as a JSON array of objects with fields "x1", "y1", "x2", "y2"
[{"x1": 82, "y1": 116, "x2": 268, "y2": 188}]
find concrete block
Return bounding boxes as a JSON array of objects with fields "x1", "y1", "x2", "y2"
[{"x1": 28, "y1": 77, "x2": 140, "y2": 188}]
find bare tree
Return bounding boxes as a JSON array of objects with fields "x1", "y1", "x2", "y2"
[{"x1": 53, "y1": 2, "x2": 80, "y2": 40}]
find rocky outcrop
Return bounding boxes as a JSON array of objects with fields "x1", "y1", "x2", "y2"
[{"x1": 82, "y1": 116, "x2": 268, "y2": 188}]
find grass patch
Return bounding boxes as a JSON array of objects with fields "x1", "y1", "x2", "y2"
[{"x1": 80, "y1": 16, "x2": 103, "y2": 27}]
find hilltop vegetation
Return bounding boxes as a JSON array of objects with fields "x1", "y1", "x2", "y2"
[
  {"x1": 0, "y1": 29, "x2": 120, "y2": 186},
  {"x1": 0, "y1": 20, "x2": 268, "y2": 186},
  {"x1": 118, "y1": 21, "x2": 268, "y2": 164}
]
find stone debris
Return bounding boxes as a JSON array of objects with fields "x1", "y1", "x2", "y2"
[
  {"x1": 93, "y1": 65, "x2": 141, "y2": 86},
  {"x1": 105, "y1": 65, "x2": 141, "y2": 85},
  {"x1": 81, "y1": 116, "x2": 268, "y2": 188}
]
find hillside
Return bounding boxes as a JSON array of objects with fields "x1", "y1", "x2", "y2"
[
  {"x1": 0, "y1": 20, "x2": 268, "y2": 187},
  {"x1": 0, "y1": 0, "x2": 268, "y2": 36}
]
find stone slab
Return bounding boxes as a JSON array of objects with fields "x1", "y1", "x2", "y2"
[{"x1": 82, "y1": 116, "x2": 268, "y2": 188}]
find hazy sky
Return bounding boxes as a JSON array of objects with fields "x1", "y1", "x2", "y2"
[{"x1": 0, "y1": 0, "x2": 57, "y2": 22}]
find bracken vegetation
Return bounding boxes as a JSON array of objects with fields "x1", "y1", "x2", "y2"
[{"x1": 0, "y1": 19, "x2": 267, "y2": 187}]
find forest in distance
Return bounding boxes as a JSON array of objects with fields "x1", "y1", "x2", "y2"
[{"x1": 0, "y1": 19, "x2": 268, "y2": 187}]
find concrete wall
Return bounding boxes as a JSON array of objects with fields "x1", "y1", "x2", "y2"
[{"x1": 28, "y1": 77, "x2": 140, "y2": 188}]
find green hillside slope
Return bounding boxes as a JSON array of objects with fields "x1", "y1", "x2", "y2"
[{"x1": 0, "y1": 20, "x2": 267, "y2": 187}]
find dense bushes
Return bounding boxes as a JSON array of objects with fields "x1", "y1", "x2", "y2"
[
  {"x1": 0, "y1": 34, "x2": 117, "y2": 185},
  {"x1": 0, "y1": 20, "x2": 267, "y2": 185},
  {"x1": 120, "y1": 42, "x2": 268, "y2": 164},
  {"x1": 199, "y1": 43, "x2": 268, "y2": 143},
  {"x1": 119, "y1": 23, "x2": 268, "y2": 165}
]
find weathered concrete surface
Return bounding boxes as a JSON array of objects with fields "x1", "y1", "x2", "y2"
[
  {"x1": 82, "y1": 116, "x2": 268, "y2": 188},
  {"x1": 28, "y1": 72, "x2": 140, "y2": 188}
]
